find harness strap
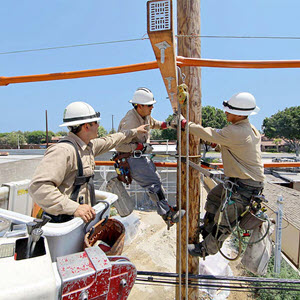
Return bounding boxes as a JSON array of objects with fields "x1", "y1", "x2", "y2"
[{"x1": 59, "y1": 139, "x2": 96, "y2": 206}]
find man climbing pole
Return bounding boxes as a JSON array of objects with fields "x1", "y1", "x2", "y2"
[
  {"x1": 29, "y1": 101, "x2": 147, "y2": 223},
  {"x1": 170, "y1": 92, "x2": 265, "y2": 257},
  {"x1": 114, "y1": 87, "x2": 185, "y2": 228}
]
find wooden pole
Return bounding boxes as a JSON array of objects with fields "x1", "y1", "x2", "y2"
[{"x1": 176, "y1": 0, "x2": 201, "y2": 299}]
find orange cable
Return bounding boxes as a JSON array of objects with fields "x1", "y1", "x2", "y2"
[
  {"x1": 176, "y1": 56, "x2": 300, "y2": 69},
  {"x1": 95, "y1": 161, "x2": 300, "y2": 169},
  {"x1": 0, "y1": 61, "x2": 158, "y2": 86},
  {"x1": 3, "y1": 56, "x2": 300, "y2": 86}
]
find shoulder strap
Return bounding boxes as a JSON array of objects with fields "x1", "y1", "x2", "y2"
[
  {"x1": 58, "y1": 139, "x2": 83, "y2": 176},
  {"x1": 58, "y1": 139, "x2": 84, "y2": 201}
]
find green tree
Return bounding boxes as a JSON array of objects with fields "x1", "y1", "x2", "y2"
[
  {"x1": 200, "y1": 106, "x2": 227, "y2": 158},
  {"x1": 150, "y1": 115, "x2": 177, "y2": 141},
  {"x1": 0, "y1": 133, "x2": 8, "y2": 145},
  {"x1": 24, "y1": 131, "x2": 54, "y2": 144},
  {"x1": 273, "y1": 138, "x2": 282, "y2": 152},
  {"x1": 98, "y1": 126, "x2": 108, "y2": 137},
  {"x1": 202, "y1": 105, "x2": 227, "y2": 128},
  {"x1": 263, "y1": 106, "x2": 300, "y2": 156},
  {"x1": 6, "y1": 132, "x2": 26, "y2": 148},
  {"x1": 0, "y1": 131, "x2": 26, "y2": 148},
  {"x1": 109, "y1": 129, "x2": 116, "y2": 134},
  {"x1": 150, "y1": 128, "x2": 162, "y2": 140},
  {"x1": 56, "y1": 131, "x2": 68, "y2": 137}
]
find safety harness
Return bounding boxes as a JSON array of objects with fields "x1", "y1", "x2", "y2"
[
  {"x1": 45, "y1": 139, "x2": 96, "y2": 223},
  {"x1": 214, "y1": 178, "x2": 269, "y2": 261}
]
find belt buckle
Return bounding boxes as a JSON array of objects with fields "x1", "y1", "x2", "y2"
[{"x1": 133, "y1": 150, "x2": 142, "y2": 158}]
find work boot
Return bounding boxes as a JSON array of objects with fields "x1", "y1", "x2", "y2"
[
  {"x1": 162, "y1": 208, "x2": 186, "y2": 230},
  {"x1": 188, "y1": 242, "x2": 209, "y2": 259}
]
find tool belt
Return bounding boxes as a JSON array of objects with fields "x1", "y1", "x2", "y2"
[{"x1": 112, "y1": 152, "x2": 132, "y2": 185}]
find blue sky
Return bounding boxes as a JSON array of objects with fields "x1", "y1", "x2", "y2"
[{"x1": 1, "y1": 0, "x2": 300, "y2": 134}]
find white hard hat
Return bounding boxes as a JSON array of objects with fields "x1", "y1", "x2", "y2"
[
  {"x1": 129, "y1": 87, "x2": 157, "y2": 105},
  {"x1": 59, "y1": 101, "x2": 100, "y2": 127},
  {"x1": 223, "y1": 92, "x2": 260, "y2": 116}
]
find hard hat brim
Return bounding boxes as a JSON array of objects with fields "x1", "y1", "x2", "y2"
[
  {"x1": 59, "y1": 116, "x2": 101, "y2": 127},
  {"x1": 223, "y1": 105, "x2": 260, "y2": 116},
  {"x1": 129, "y1": 99, "x2": 157, "y2": 105}
]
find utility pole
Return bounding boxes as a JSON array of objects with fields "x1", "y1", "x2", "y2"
[
  {"x1": 177, "y1": 0, "x2": 202, "y2": 299},
  {"x1": 111, "y1": 115, "x2": 115, "y2": 133},
  {"x1": 45, "y1": 110, "x2": 49, "y2": 148}
]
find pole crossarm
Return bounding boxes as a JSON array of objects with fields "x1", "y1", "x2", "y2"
[
  {"x1": 147, "y1": 0, "x2": 178, "y2": 111},
  {"x1": 177, "y1": 56, "x2": 300, "y2": 69}
]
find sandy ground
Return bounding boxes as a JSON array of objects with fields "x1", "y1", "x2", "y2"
[{"x1": 123, "y1": 210, "x2": 253, "y2": 300}]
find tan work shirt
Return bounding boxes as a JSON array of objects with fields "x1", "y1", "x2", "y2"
[
  {"x1": 29, "y1": 130, "x2": 137, "y2": 216},
  {"x1": 189, "y1": 118, "x2": 265, "y2": 182},
  {"x1": 115, "y1": 108, "x2": 162, "y2": 153}
]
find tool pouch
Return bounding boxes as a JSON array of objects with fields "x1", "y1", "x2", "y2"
[{"x1": 112, "y1": 152, "x2": 132, "y2": 185}]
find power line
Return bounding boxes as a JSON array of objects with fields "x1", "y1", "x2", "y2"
[
  {"x1": 0, "y1": 37, "x2": 149, "y2": 56},
  {"x1": 1, "y1": 34, "x2": 300, "y2": 56}
]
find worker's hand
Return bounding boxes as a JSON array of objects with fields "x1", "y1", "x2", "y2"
[
  {"x1": 136, "y1": 124, "x2": 149, "y2": 134},
  {"x1": 74, "y1": 204, "x2": 96, "y2": 223},
  {"x1": 167, "y1": 113, "x2": 186, "y2": 131}
]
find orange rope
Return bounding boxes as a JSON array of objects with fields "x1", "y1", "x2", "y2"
[
  {"x1": 3, "y1": 56, "x2": 300, "y2": 86},
  {"x1": 176, "y1": 56, "x2": 300, "y2": 69},
  {"x1": 0, "y1": 61, "x2": 158, "y2": 86}
]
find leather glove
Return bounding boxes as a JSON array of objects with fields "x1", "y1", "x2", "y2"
[{"x1": 167, "y1": 113, "x2": 186, "y2": 131}]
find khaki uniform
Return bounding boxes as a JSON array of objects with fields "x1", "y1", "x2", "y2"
[
  {"x1": 29, "y1": 130, "x2": 137, "y2": 216},
  {"x1": 189, "y1": 118, "x2": 265, "y2": 182},
  {"x1": 115, "y1": 108, "x2": 170, "y2": 216},
  {"x1": 188, "y1": 118, "x2": 265, "y2": 255},
  {"x1": 115, "y1": 108, "x2": 162, "y2": 153}
]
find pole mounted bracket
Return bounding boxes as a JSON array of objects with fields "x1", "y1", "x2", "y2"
[
  {"x1": 155, "y1": 41, "x2": 170, "y2": 64},
  {"x1": 147, "y1": 0, "x2": 178, "y2": 111}
]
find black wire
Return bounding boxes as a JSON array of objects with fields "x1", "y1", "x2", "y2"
[
  {"x1": 135, "y1": 277, "x2": 300, "y2": 293},
  {"x1": 0, "y1": 37, "x2": 149, "y2": 56},
  {"x1": 2, "y1": 34, "x2": 300, "y2": 56},
  {"x1": 137, "y1": 270, "x2": 300, "y2": 284}
]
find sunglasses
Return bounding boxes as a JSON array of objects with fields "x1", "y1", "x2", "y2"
[{"x1": 142, "y1": 104, "x2": 153, "y2": 107}]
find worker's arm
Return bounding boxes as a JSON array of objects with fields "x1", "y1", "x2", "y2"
[
  {"x1": 188, "y1": 122, "x2": 234, "y2": 147},
  {"x1": 150, "y1": 116, "x2": 164, "y2": 129},
  {"x1": 28, "y1": 145, "x2": 80, "y2": 216},
  {"x1": 93, "y1": 125, "x2": 147, "y2": 156},
  {"x1": 169, "y1": 113, "x2": 233, "y2": 146}
]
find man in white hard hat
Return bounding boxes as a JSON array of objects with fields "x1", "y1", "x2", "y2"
[
  {"x1": 115, "y1": 87, "x2": 185, "y2": 228},
  {"x1": 29, "y1": 101, "x2": 147, "y2": 223},
  {"x1": 170, "y1": 92, "x2": 265, "y2": 257}
]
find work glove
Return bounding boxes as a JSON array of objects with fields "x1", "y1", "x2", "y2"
[
  {"x1": 136, "y1": 143, "x2": 153, "y2": 154},
  {"x1": 167, "y1": 113, "x2": 187, "y2": 131}
]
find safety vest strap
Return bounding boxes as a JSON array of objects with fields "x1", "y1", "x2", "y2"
[{"x1": 58, "y1": 139, "x2": 96, "y2": 206}]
